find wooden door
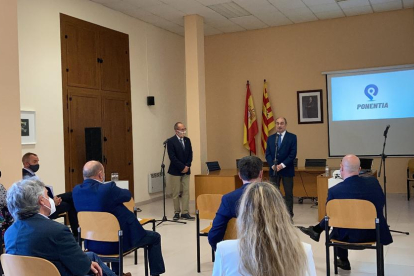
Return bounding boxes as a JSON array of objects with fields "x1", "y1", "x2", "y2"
[
  {"x1": 63, "y1": 18, "x2": 100, "y2": 89},
  {"x1": 100, "y1": 29, "x2": 129, "y2": 93},
  {"x1": 68, "y1": 88, "x2": 102, "y2": 190},
  {"x1": 102, "y1": 94, "x2": 134, "y2": 193}
]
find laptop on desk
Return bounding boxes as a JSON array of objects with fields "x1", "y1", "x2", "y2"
[{"x1": 359, "y1": 158, "x2": 373, "y2": 174}]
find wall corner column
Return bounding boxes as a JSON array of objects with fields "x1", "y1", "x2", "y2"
[
  {"x1": 0, "y1": 0, "x2": 22, "y2": 188},
  {"x1": 184, "y1": 15, "x2": 208, "y2": 201}
]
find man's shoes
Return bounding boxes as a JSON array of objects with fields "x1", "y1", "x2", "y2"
[
  {"x1": 180, "y1": 213, "x2": 195, "y2": 220},
  {"x1": 297, "y1": 226, "x2": 321, "y2": 242},
  {"x1": 336, "y1": 258, "x2": 351, "y2": 270},
  {"x1": 173, "y1": 213, "x2": 180, "y2": 221}
]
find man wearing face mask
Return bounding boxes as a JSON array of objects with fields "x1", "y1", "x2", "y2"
[
  {"x1": 21, "y1": 152, "x2": 79, "y2": 236},
  {"x1": 167, "y1": 122, "x2": 194, "y2": 221},
  {"x1": 5, "y1": 177, "x2": 116, "y2": 276},
  {"x1": 73, "y1": 161, "x2": 165, "y2": 276}
]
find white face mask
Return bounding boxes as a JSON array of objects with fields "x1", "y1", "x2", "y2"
[
  {"x1": 177, "y1": 130, "x2": 186, "y2": 136},
  {"x1": 43, "y1": 196, "x2": 56, "y2": 216}
]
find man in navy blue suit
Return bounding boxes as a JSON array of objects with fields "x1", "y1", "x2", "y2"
[
  {"x1": 21, "y1": 152, "x2": 79, "y2": 236},
  {"x1": 5, "y1": 177, "x2": 115, "y2": 276},
  {"x1": 167, "y1": 122, "x2": 194, "y2": 221},
  {"x1": 73, "y1": 161, "x2": 165, "y2": 276},
  {"x1": 298, "y1": 154, "x2": 393, "y2": 271},
  {"x1": 208, "y1": 156, "x2": 263, "y2": 251},
  {"x1": 265, "y1": 117, "x2": 297, "y2": 217}
]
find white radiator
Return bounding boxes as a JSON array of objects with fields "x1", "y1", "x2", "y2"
[{"x1": 148, "y1": 172, "x2": 163, "y2": 193}]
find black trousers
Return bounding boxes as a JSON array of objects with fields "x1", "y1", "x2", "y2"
[
  {"x1": 49, "y1": 191, "x2": 79, "y2": 234},
  {"x1": 270, "y1": 175, "x2": 294, "y2": 217}
]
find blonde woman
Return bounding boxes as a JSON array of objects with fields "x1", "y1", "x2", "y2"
[{"x1": 212, "y1": 182, "x2": 316, "y2": 276}]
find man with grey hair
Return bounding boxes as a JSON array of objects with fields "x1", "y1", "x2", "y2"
[
  {"x1": 4, "y1": 177, "x2": 116, "y2": 276},
  {"x1": 167, "y1": 122, "x2": 194, "y2": 220},
  {"x1": 208, "y1": 156, "x2": 263, "y2": 250},
  {"x1": 73, "y1": 161, "x2": 165, "y2": 276},
  {"x1": 298, "y1": 154, "x2": 392, "y2": 271}
]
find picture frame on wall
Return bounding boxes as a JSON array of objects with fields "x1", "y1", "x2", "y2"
[
  {"x1": 297, "y1": 89, "x2": 323, "y2": 124},
  {"x1": 21, "y1": 111, "x2": 36, "y2": 144}
]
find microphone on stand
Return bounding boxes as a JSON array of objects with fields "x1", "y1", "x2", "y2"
[{"x1": 383, "y1": 125, "x2": 390, "y2": 137}]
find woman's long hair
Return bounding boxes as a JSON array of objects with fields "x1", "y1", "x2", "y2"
[{"x1": 237, "y1": 182, "x2": 308, "y2": 276}]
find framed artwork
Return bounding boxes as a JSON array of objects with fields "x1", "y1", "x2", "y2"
[
  {"x1": 297, "y1": 90, "x2": 323, "y2": 124},
  {"x1": 21, "y1": 111, "x2": 36, "y2": 144}
]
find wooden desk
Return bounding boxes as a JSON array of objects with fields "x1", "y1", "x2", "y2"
[
  {"x1": 317, "y1": 171, "x2": 378, "y2": 221},
  {"x1": 195, "y1": 167, "x2": 325, "y2": 204},
  {"x1": 195, "y1": 169, "x2": 243, "y2": 203}
]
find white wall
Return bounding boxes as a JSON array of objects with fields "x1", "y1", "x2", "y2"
[{"x1": 17, "y1": 0, "x2": 186, "y2": 202}]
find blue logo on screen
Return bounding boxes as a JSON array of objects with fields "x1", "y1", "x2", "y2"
[{"x1": 364, "y1": 84, "x2": 378, "y2": 101}]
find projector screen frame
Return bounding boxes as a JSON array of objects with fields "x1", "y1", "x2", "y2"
[{"x1": 324, "y1": 64, "x2": 414, "y2": 158}]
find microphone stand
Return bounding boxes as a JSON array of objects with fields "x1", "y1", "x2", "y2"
[
  {"x1": 378, "y1": 127, "x2": 408, "y2": 235},
  {"x1": 156, "y1": 141, "x2": 186, "y2": 226}
]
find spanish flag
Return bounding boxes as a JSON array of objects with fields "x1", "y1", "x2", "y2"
[
  {"x1": 243, "y1": 81, "x2": 259, "y2": 154},
  {"x1": 261, "y1": 80, "x2": 275, "y2": 153}
]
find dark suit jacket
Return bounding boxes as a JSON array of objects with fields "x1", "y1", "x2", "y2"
[
  {"x1": 265, "y1": 131, "x2": 297, "y2": 177},
  {"x1": 167, "y1": 135, "x2": 193, "y2": 176},
  {"x1": 5, "y1": 214, "x2": 91, "y2": 276},
  {"x1": 208, "y1": 183, "x2": 250, "y2": 251},
  {"x1": 72, "y1": 179, "x2": 147, "y2": 254},
  {"x1": 319, "y1": 175, "x2": 393, "y2": 245}
]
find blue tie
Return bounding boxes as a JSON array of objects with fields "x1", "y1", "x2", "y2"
[
  {"x1": 180, "y1": 138, "x2": 185, "y2": 150},
  {"x1": 278, "y1": 134, "x2": 282, "y2": 148}
]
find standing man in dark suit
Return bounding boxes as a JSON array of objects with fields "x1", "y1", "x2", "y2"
[
  {"x1": 208, "y1": 156, "x2": 263, "y2": 251},
  {"x1": 167, "y1": 122, "x2": 194, "y2": 221},
  {"x1": 21, "y1": 152, "x2": 79, "y2": 236},
  {"x1": 265, "y1": 117, "x2": 297, "y2": 217},
  {"x1": 298, "y1": 154, "x2": 393, "y2": 271},
  {"x1": 73, "y1": 161, "x2": 165, "y2": 276},
  {"x1": 5, "y1": 177, "x2": 115, "y2": 276}
]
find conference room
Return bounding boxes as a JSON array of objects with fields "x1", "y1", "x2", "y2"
[{"x1": 1, "y1": 0, "x2": 414, "y2": 275}]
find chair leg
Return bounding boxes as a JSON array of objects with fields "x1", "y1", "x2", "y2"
[
  {"x1": 196, "y1": 234, "x2": 200, "y2": 272},
  {"x1": 407, "y1": 180, "x2": 410, "y2": 201},
  {"x1": 212, "y1": 248, "x2": 215, "y2": 262},
  {"x1": 144, "y1": 247, "x2": 149, "y2": 276},
  {"x1": 134, "y1": 249, "x2": 137, "y2": 265},
  {"x1": 152, "y1": 220, "x2": 156, "y2": 232},
  {"x1": 333, "y1": 247, "x2": 338, "y2": 275}
]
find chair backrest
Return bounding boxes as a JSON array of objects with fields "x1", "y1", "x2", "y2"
[
  {"x1": 326, "y1": 199, "x2": 377, "y2": 229},
  {"x1": 305, "y1": 159, "x2": 326, "y2": 167},
  {"x1": 408, "y1": 159, "x2": 414, "y2": 175},
  {"x1": 206, "y1": 161, "x2": 221, "y2": 172},
  {"x1": 124, "y1": 198, "x2": 135, "y2": 213},
  {"x1": 1, "y1": 254, "x2": 61, "y2": 276},
  {"x1": 223, "y1": 218, "x2": 237, "y2": 240},
  {"x1": 78, "y1": 211, "x2": 120, "y2": 242},
  {"x1": 360, "y1": 158, "x2": 373, "y2": 170},
  {"x1": 197, "y1": 194, "x2": 223, "y2": 220}
]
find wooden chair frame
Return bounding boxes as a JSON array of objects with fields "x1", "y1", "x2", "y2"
[
  {"x1": 124, "y1": 198, "x2": 156, "y2": 265},
  {"x1": 196, "y1": 194, "x2": 223, "y2": 273},
  {"x1": 407, "y1": 159, "x2": 414, "y2": 201},
  {"x1": 1, "y1": 254, "x2": 61, "y2": 276},
  {"x1": 325, "y1": 199, "x2": 384, "y2": 276},
  {"x1": 77, "y1": 211, "x2": 148, "y2": 276}
]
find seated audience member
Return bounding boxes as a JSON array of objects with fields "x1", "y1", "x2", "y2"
[
  {"x1": 213, "y1": 182, "x2": 316, "y2": 276},
  {"x1": 208, "y1": 156, "x2": 263, "y2": 251},
  {"x1": 22, "y1": 152, "x2": 79, "y2": 235},
  {"x1": 298, "y1": 154, "x2": 393, "y2": 271},
  {"x1": 5, "y1": 177, "x2": 116, "y2": 276},
  {"x1": 0, "y1": 173, "x2": 13, "y2": 275},
  {"x1": 73, "y1": 161, "x2": 165, "y2": 276}
]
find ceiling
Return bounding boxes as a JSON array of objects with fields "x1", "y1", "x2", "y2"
[{"x1": 90, "y1": 0, "x2": 414, "y2": 36}]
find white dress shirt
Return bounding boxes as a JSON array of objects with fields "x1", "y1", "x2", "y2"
[{"x1": 212, "y1": 240, "x2": 317, "y2": 276}]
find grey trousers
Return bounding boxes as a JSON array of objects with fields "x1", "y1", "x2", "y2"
[
  {"x1": 270, "y1": 175, "x2": 294, "y2": 217},
  {"x1": 170, "y1": 174, "x2": 190, "y2": 214}
]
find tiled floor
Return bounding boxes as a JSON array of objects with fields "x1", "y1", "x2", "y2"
[{"x1": 123, "y1": 194, "x2": 414, "y2": 276}]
